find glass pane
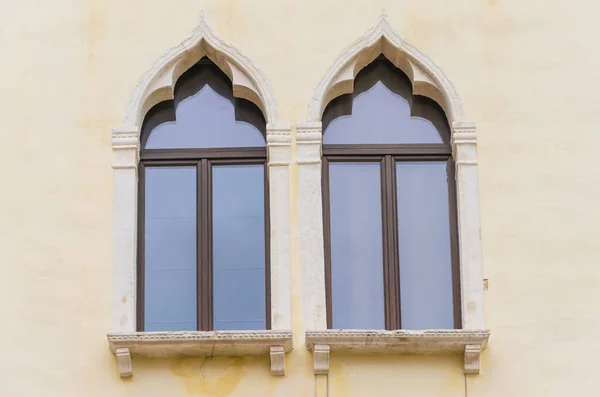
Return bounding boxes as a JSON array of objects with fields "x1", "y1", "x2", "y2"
[
  {"x1": 329, "y1": 162, "x2": 385, "y2": 329},
  {"x1": 396, "y1": 161, "x2": 454, "y2": 329},
  {"x1": 143, "y1": 63, "x2": 266, "y2": 149},
  {"x1": 144, "y1": 167, "x2": 197, "y2": 331},
  {"x1": 212, "y1": 165, "x2": 266, "y2": 330},
  {"x1": 323, "y1": 59, "x2": 447, "y2": 145}
]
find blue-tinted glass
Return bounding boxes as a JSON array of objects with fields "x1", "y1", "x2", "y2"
[
  {"x1": 396, "y1": 162, "x2": 454, "y2": 329},
  {"x1": 144, "y1": 167, "x2": 197, "y2": 331},
  {"x1": 212, "y1": 165, "x2": 266, "y2": 330},
  {"x1": 323, "y1": 59, "x2": 447, "y2": 145},
  {"x1": 144, "y1": 63, "x2": 265, "y2": 149},
  {"x1": 329, "y1": 162, "x2": 385, "y2": 329}
]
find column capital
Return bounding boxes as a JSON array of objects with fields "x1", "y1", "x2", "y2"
[
  {"x1": 296, "y1": 122, "x2": 322, "y2": 165},
  {"x1": 452, "y1": 121, "x2": 477, "y2": 146},
  {"x1": 112, "y1": 126, "x2": 140, "y2": 170},
  {"x1": 267, "y1": 123, "x2": 292, "y2": 145},
  {"x1": 112, "y1": 126, "x2": 140, "y2": 150},
  {"x1": 267, "y1": 124, "x2": 292, "y2": 166},
  {"x1": 297, "y1": 122, "x2": 323, "y2": 143},
  {"x1": 452, "y1": 121, "x2": 478, "y2": 166}
]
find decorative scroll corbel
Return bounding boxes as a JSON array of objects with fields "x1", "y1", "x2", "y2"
[
  {"x1": 270, "y1": 345, "x2": 286, "y2": 376},
  {"x1": 464, "y1": 344, "x2": 482, "y2": 374},
  {"x1": 313, "y1": 344, "x2": 330, "y2": 375},
  {"x1": 115, "y1": 347, "x2": 133, "y2": 378}
]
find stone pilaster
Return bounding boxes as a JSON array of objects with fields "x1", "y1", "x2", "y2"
[
  {"x1": 267, "y1": 123, "x2": 293, "y2": 330},
  {"x1": 452, "y1": 121, "x2": 485, "y2": 330},
  {"x1": 111, "y1": 126, "x2": 140, "y2": 333},
  {"x1": 296, "y1": 122, "x2": 328, "y2": 331}
]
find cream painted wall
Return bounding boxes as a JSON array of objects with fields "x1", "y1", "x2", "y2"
[{"x1": 0, "y1": 0, "x2": 599, "y2": 396}]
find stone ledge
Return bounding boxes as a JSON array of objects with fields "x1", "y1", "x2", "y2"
[
  {"x1": 107, "y1": 330, "x2": 293, "y2": 378},
  {"x1": 305, "y1": 329, "x2": 490, "y2": 374}
]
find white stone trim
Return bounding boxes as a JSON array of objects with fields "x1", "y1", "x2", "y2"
[
  {"x1": 112, "y1": 127, "x2": 139, "y2": 333},
  {"x1": 307, "y1": 11, "x2": 464, "y2": 125},
  {"x1": 266, "y1": 123, "x2": 293, "y2": 331},
  {"x1": 305, "y1": 329, "x2": 490, "y2": 374},
  {"x1": 121, "y1": 12, "x2": 277, "y2": 128},
  {"x1": 299, "y1": 13, "x2": 487, "y2": 341},
  {"x1": 451, "y1": 121, "x2": 486, "y2": 330},
  {"x1": 296, "y1": 122, "x2": 327, "y2": 331},
  {"x1": 111, "y1": 12, "x2": 292, "y2": 362},
  {"x1": 107, "y1": 330, "x2": 293, "y2": 377}
]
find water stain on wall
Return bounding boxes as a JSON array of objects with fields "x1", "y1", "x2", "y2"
[
  {"x1": 172, "y1": 356, "x2": 247, "y2": 397},
  {"x1": 213, "y1": 0, "x2": 247, "y2": 39},
  {"x1": 84, "y1": 0, "x2": 109, "y2": 74},
  {"x1": 329, "y1": 357, "x2": 352, "y2": 397}
]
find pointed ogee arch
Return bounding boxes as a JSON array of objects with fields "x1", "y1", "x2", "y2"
[
  {"x1": 308, "y1": 11, "x2": 465, "y2": 126},
  {"x1": 120, "y1": 12, "x2": 278, "y2": 130}
]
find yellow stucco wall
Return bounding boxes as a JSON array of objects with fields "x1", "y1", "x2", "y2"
[{"x1": 1, "y1": 0, "x2": 599, "y2": 396}]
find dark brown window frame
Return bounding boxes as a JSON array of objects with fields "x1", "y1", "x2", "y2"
[
  {"x1": 137, "y1": 147, "x2": 271, "y2": 332},
  {"x1": 321, "y1": 143, "x2": 462, "y2": 330}
]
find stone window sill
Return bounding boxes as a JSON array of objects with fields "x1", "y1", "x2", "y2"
[
  {"x1": 305, "y1": 329, "x2": 490, "y2": 374},
  {"x1": 107, "y1": 330, "x2": 293, "y2": 378}
]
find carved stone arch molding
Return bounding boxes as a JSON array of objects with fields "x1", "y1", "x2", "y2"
[
  {"x1": 298, "y1": 12, "x2": 489, "y2": 375},
  {"x1": 306, "y1": 12, "x2": 464, "y2": 125},
  {"x1": 110, "y1": 13, "x2": 292, "y2": 377},
  {"x1": 121, "y1": 14, "x2": 277, "y2": 129}
]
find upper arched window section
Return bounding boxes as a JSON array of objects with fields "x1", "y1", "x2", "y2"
[
  {"x1": 323, "y1": 57, "x2": 450, "y2": 145},
  {"x1": 138, "y1": 58, "x2": 270, "y2": 333},
  {"x1": 141, "y1": 58, "x2": 266, "y2": 149},
  {"x1": 321, "y1": 56, "x2": 460, "y2": 331}
]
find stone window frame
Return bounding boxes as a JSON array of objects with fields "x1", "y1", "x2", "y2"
[
  {"x1": 297, "y1": 13, "x2": 489, "y2": 374},
  {"x1": 108, "y1": 15, "x2": 292, "y2": 378}
]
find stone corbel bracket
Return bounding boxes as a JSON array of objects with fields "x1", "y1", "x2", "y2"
[
  {"x1": 114, "y1": 347, "x2": 133, "y2": 378},
  {"x1": 312, "y1": 344, "x2": 330, "y2": 375},
  {"x1": 306, "y1": 329, "x2": 490, "y2": 374},
  {"x1": 464, "y1": 344, "x2": 484, "y2": 374},
  {"x1": 107, "y1": 330, "x2": 293, "y2": 378}
]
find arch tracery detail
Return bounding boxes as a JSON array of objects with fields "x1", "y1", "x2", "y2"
[
  {"x1": 120, "y1": 13, "x2": 278, "y2": 131},
  {"x1": 307, "y1": 11, "x2": 464, "y2": 127}
]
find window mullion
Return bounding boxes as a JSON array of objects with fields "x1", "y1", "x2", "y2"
[
  {"x1": 388, "y1": 156, "x2": 401, "y2": 329},
  {"x1": 381, "y1": 155, "x2": 401, "y2": 330},
  {"x1": 380, "y1": 157, "x2": 390, "y2": 330},
  {"x1": 206, "y1": 160, "x2": 214, "y2": 331},
  {"x1": 197, "y1": 159, "x2": 213, "y2": 331},
  {"x1": 196, "y1": 161, "x2": 202, "y2": 331}
]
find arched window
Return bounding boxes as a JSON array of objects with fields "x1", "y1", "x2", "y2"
[
  {"x1": 321, "y1": 56, "x2": 460, "y2": 330},
  {"x1": 137, "y1": 58, "x2": 270, "y2": 332}
]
